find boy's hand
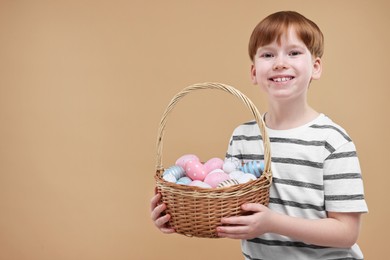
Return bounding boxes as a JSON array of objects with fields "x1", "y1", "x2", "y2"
[
  {"x1": 217, "y1": 203, "x2": 274, "y2": 240},
  {"x1": 150, "y1": 189, "x2": 175, "y2": 234}
]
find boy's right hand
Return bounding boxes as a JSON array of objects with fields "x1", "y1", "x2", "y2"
[{"x1": 150, "y1": 190, "x2": 176, "y2": 234}]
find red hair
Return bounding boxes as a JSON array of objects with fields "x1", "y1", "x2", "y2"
[{"x1": 248, "y1": 11, "x2": 324, "y2": 61}]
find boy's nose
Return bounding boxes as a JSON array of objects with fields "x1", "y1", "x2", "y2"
[{"x1": 273, "y1": 56, "x2": 288, "y2": 70}]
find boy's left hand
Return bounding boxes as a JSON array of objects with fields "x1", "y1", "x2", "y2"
[{"x1": 217, "y1": 203, "x2": 274, "y2": 240}]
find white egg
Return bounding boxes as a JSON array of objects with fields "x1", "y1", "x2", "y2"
[
  {"x1": 225, "y1": 157, "x2": 241, "y2": 166},
  {"x1": 237, "y1": 173, "x2": 257, "y2": 184},
  {"x1": 189, "y1": 180, "x2": 212, "y2": 189},
  {"x1": 222, "y1": 161, "x2": 238, "y2": 173},
  {"x1": 229, "y1": 170, "x2": 245, "y2": 180}
]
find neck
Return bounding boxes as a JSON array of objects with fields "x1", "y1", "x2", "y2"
[{"x1": 265, "y1": 100, "x2": 319, "y2": 130}]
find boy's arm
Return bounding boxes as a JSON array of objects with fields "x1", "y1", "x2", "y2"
[{"x1": 217, "y1": 203, "x2": 362, "y2": 248}]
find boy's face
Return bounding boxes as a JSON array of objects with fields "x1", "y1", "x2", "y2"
[{"x1": 250, "y1": 27, "x2": 322, "y2": 103}]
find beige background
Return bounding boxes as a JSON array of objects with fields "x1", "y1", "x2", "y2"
[{"x1": 0, "y1": 0, "x2": 389, "y2": 259}]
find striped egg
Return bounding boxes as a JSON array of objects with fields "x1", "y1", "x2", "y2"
[
  {"x1": 163, "y1": 173, "x2": 177, "y2": 183},
  {"x1": 217, "y1": 178, "x2": 240, "y2": 188},
  {"x1": 240, "y1": 161, "x2": 264, "y2": 178},
  {"x1": 176, "y1": 176, "x2": 192, "y2": 185},
  {"x1": 163, "y1": 165, "x2": 186, "y2": 180}
]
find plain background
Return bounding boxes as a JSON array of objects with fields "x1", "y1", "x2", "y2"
[{"x1": 0, "y1": 0, "x2": 389, "y2": 259}]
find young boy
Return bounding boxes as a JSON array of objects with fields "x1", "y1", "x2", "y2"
[{"x1": 151, "y1": 11, "x2": 368, "y2": 259}]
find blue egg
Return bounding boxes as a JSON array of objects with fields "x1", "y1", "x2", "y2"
[
  {"x1": 163, "y1": 165, "x2": 186, "y2": 179},
  {"x1": 176, "y1": 176, "x2": 192, "y2": 185},
  {"x1": 239, "y1": 161, "x2": 264, "y2": 178},
  {"x1": 163, "y1": 173, "x2": 177, "y2": 183}
]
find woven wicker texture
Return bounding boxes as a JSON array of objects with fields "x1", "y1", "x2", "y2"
[{"x1": 155, "y1": 82, "x2": 272, "y2": 238}]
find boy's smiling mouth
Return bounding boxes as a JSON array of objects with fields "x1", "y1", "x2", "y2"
[{"x1": 269, "y1": 76, "x2": 295, "y2": 82}]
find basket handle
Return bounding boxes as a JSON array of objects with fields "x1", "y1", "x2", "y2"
[{"x1": 156, "y1": 82, "x2": 271, "y2": 175}]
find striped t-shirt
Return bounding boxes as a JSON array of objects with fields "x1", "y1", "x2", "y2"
[{"x1": 225, "y1": 113, "x2": 368, "y2": 260}]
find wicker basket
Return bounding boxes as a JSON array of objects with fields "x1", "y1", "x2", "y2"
[{"x1": 155, "y1": 82, "x2": 272, "y2": 238}]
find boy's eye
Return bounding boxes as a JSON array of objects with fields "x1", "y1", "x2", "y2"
[
  {"x1": 260, "y1": 53, "x2": 274, "y2": 58},
  {"x1": 289, "y1": 51, "x2": 301, "y2": 56}
]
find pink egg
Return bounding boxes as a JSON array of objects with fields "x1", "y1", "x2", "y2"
[
  {"x1": 175, "y1": 154, "x2": 200, "y2": 169},
  {"x1": 204, "y1": 169, "x2": 230, "y2": 188},
  {"x1": 204, "y1": 157, "x2": 224, "y2": 173},
  {"x1": 185, "y1": 160, "x2": 208, "y2": 181}
]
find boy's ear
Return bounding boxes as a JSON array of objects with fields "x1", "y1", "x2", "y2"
[
  {"x1": 311, "y1": 57, "x2": 322, "y2": 80},
  {"x1": 250, "y1": 64, "x2": 257, "y2": 84}
]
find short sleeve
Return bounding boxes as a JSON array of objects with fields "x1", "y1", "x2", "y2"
[
  {"x1": 323, "y1": 141, "x2": 368, "y2": 213},
  {"x1": 225, "y1": 127, "x2": 242, "y2": 161}
]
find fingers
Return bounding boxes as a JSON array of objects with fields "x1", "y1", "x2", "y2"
[
  {"x1": 218, "y1": 213, "x2": 258, "y2": 239},
  {"x1": 151, "y1": 204, "x2": 176, "y2": 234},
  {"x1": 154, "y1": 211, "x2": 170, "y2": 226},
  {"x1": 217, "y1": 225, "x2": 251, "y2": 239},
  {"x1": 151, "y1": 201, "x2": 166, "y2": 221},
  {"x1": 150, "y1": 194, "x2": 168, "y2": 224},
  {"x1": 160, "y1": 227, "x2": 176, "y2": 234},
  {"x1": 218, "y1": 203, "x2": 269, "y2": 239},
  {"x1": 155, "y1": 214, "x2": 175, "y2": 234},
  {"x1": 220, "y1": 215, "x2": 247, "y2": 225},
  {"x1": 150, "y1": 192, "x2": 161, "y2": 212},
  {"x1": 150, "y1": 191, "x2": 176, "y2": 234},
  {"x1": 241, "y1": 203, "x2": 267, "y2": 212}
]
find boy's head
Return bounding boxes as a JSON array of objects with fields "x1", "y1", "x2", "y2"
[{"x1": 248, "y1": 11, "x2": 324, "y2": 62}]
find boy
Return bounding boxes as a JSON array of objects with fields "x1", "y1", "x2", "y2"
[{"x1": 151, "y1": 11, "x2": 368, "y2": 259}]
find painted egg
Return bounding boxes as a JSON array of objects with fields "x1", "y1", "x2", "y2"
[
  {"x1": 223, "y1": 161, "x2": 238, "y2": 173},
  {"x1": 223, "y1": 157, "x2": 241, "y2": 173},
  {"x1": 240, "y1": 161, "x2": 264, "y2": 178},
  {"x1": 217, "y1": 178, "x2": 240, "y2": 188},
  {"x1": 237, "y1": 173, "x2": 257, "y2": 184},
  {"x1": 176, "y1": 176, "x2": 192, "y2": 185},
  {"x1": 204, "y1": 169, "x2": 230, "y2": 188},
  {"x1": 185, "y1": 160, "x2": 208, "y2": 181},
  {"x1": 229, "y1": 170, "x2": 245, "y2": 180},
  {"x1": 175, "y1": 154, "x2": 200, "y2": 169},
  {"x1": 163, "y1": 173, "x2": 177, "y2": 183},
  {"x1": 163, "y1": 165, "x2": 186, "y2": 180},
  {"x1": 189, "y1": 180, "x2": 212, "y2": 189},
  {"x1": 204, "y1": 157, "x2": 224, "y2": 173}
]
